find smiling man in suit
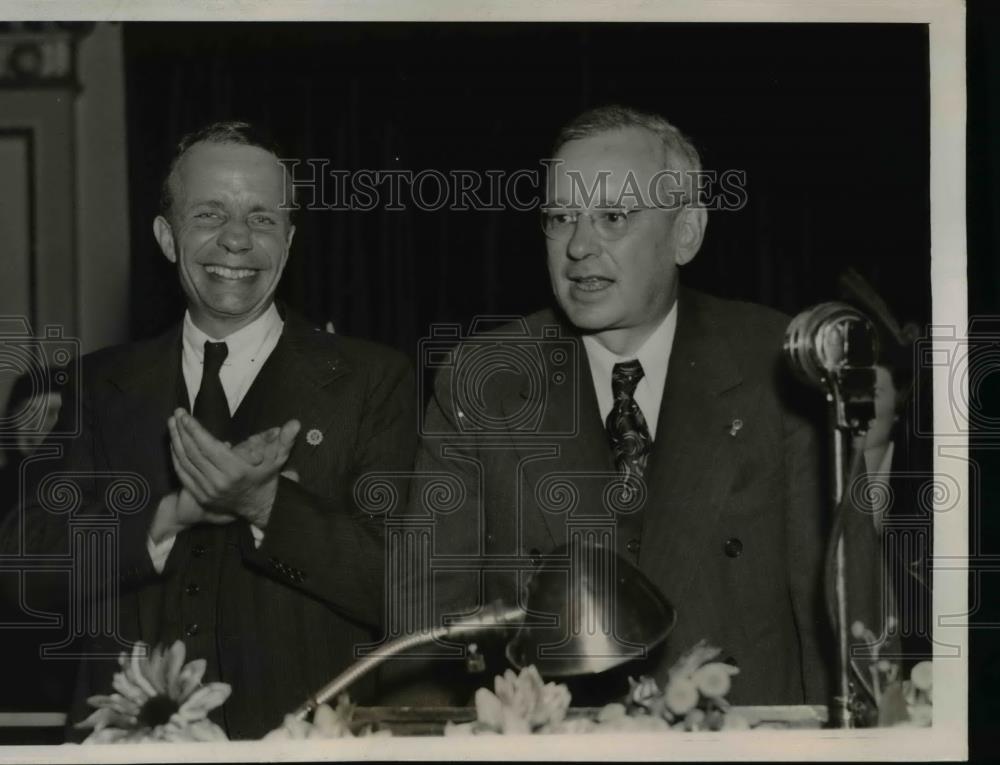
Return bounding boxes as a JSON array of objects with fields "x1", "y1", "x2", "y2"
[
  {"x1": 4, "y1": 122, "x2": 415, "y2": 739},
  {"x1": 414, "y1": 105, "x2": 831, "y2": 707}
]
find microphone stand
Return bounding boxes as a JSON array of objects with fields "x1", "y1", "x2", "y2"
[
  {"x1": 784, "y1": 302, "x2": 877, "y2": 730},
  {"x1": 291, "y1": 541, "x2": 677, "y2": 722},
  {"x1": 292, "y1": 602, "x2": 526, "y2": 721},
  {"x1": 827, "y1": 386, "x2": 869, "y2": 729}
]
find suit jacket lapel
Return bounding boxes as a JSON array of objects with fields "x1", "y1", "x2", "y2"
[
  {"x1": 639, "y1": 289, "x2": 745, "y2": 606},
  {"x1": 237, "y1": 314, "x2": 350, "y2": 488},
  {"x1": 502, "y1": 317, "x2": 617, "y2": 549},
  {"x1": 105, "y1": 326, "x2": 184, "y2": 502}
]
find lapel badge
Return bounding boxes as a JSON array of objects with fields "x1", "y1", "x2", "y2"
[
  {"x1": 728, "y1": 418, "x2": 743, "y2": 437},
  {"x1": 306, "y1": 428, "x2": 324, "y2": 446}
]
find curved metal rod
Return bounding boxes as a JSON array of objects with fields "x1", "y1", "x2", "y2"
[
  {"x1": 293, "y1": 627, "x2": 448, "y2": 720},
  {"x1": 293, "y1": 603, "x2": 525, "y2": 720}
]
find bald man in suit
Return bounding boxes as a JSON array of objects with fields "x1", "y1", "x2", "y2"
[
  {"x1": 3, "y1": 122, "x2": 415, "y2": 739},
  {"x1": 411, "y1": 105, "x2": 831, "y2": 707}
]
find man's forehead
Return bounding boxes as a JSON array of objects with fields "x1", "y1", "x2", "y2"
[
  {"x1": 548, "y1": 128, "x2": 667, "y2": 194},
  {"x1": 554, "y1": 128, "x2": 662, "y2": 172},
  {"x1": 174, "y1": 142, "x2": 285, "y2": 195}
]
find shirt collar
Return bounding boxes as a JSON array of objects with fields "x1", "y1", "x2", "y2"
[
  {"x1": 182, "y1": 304, "x2": 284, "y2": 366},
  {"x1": 581, "y1": 302, "x2": 678, "y2": 385}
]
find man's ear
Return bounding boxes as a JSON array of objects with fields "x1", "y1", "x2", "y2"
[
  {"x1": 673, "y1": 204, "x2": 707, "y2": 266},
  {"x1": 276, "y1": 224, "x2": 295, "y2": 274},
  {"x1": 153, "y1": 216, "x2": 177, "y2": 263}
]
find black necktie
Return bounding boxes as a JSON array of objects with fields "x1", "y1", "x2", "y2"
[
  {"x1": 606, "y1": 360, "x2": 652, "y2": 481},
  {"x1": 194, "y1": 341, "x2": 231, "y2": 441}
]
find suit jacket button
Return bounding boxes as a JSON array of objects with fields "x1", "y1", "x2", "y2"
[
  {"x1": 724, "y1": 538, "x2": 743, "y2": 558},
  {"x1": 186, "y1": 583, "x2": 200, "y2": 596},
  {"x1": 185, "y1": 623, "x2": 200, "y2": 637},
  {"x1": 626, "y1": 538, "x2": 641, "y2": 555},
  {"x1": 192, "y1": 544, "x2": 207, "y2": 558}
]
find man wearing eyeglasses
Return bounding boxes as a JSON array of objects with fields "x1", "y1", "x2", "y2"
[{"x1": 411, "y1": 105, "x2": 830, "y2": 709}]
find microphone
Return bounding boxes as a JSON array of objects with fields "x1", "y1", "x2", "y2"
[
  {"x1": 784, "y1": 301, "x2": 878, "y2": 433},
  {"x1": 784, "y1": 302, "x2": 881, "y2": 729}
]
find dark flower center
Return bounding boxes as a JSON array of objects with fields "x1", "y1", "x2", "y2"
[{"x1": 138, "y1": 695, "x2": 180, "y2": 728}]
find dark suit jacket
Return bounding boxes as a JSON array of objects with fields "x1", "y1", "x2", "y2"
[
  {"x1": 3, "y1": 310, "x2": 416, "y2": 739},
  {"x1": 414, "y1": 287, "x2": 832, "y2": 706}
]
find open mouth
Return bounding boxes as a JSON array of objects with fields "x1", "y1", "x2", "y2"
[
  {"x1": 204, "y1": 265, "x2": 259, "y2": 281},
  {"x1": 570, "y1": 275, "x2": 614, "y2": 292}
]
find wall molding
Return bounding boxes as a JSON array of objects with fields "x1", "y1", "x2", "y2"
[
  {"x1": 0, "y1": 128, "x2": 36, "y2": 328},
  {"x1": 0, "y1": 22, "x2": 94, "y2": 90}
]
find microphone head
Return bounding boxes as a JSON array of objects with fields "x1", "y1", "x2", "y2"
[{"x1": 784, "y1": 302, "x2": 879, "y2": 389}]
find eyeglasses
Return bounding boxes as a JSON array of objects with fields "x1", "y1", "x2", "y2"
[{"x1": 539, "y1": 206, "x2": 657, "y2": 242}]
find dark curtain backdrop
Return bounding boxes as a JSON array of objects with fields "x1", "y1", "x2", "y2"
[{"x1": 122, "y1": 22, "x2": 930, "y2": 358}]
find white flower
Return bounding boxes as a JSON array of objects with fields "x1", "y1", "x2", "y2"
[
  {"x1": 474, "y1": 666, "x2": 571, "y2": 733},
  {"x1": 667, "y1": 640, "x2": 722, "y2": 681},
  {"x1": 691, "y1": 662, "x2": 738, "y2": 698},
  {"x1": 76, "y1": 641, "x2": 230, "y2": 743},
  {"x1": 262, "y1": 696, "x2": 388, "y2": 739},
  {"x1": 910, "y1": 661, "x2": 932, "y2": 692},
  {"x1": 663, "y1": 678, "x2": 699, "y2": 715}
]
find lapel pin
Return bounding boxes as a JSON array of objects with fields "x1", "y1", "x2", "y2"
[
  {"x1": 729, "y1": 418, "x2": 743, "y2": 437},
  {"x1": 306, "y1": 428, "x2": 324, "y2": 446}
]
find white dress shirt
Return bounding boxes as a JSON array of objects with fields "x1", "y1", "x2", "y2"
[
  {"x1": 147, "y1": 304, "x2": 284, "y2": 572},
  {"x1": 581, "y1": 303, "x2": 678, "y2": 441}
]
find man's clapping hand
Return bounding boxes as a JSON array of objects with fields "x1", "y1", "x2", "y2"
[{"x1": 167, "y1": 409, "x2": 301, "y2": 529}]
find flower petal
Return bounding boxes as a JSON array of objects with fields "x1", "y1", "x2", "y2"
[
  {"x1": 190, "y1": 719, "x2": 229, "y2": 742},
  {"x1": 127, "y1": 644, "x2": 159, "y2": 698},
  {"x1": 141, "y1": 644, "x2": 168, "y2": 695},
  {"x1": 75, "y1": 706, "x2": 136, "y2": 732},
  {"x1": 283, "y1": 713, "x2": 312, "y2": 739},
  {"x1": 165, "y1": 640, "x2": 187, "y2": 699},
  {"x1": 74, "y1": 707, "x2": 112, "y2": 731},
  {"x1": 175, "y1": 658, "x2": 207, "y2": 701},
  {"x1": 910, "y1": 661, "x2": 933, "y2": 692},
  {"x1": 85, "y1": 692, "x2": 141, "y2": 718},
  {"x1": 691, "y1": 663, "x2": 733, "y2": 698},
  {"x1": 668, "y1": 640, "x2": 723, "y2": 681},
  {"x1": 82, "y1": 727, "x2": 132, "y2": 744},
  {"x1": 111, "y1": 671, "x2": 150, "y2": 706},
  {"x1": 85, "y1": 694, "x2": 115, "y2": 708},
  {"x1": 664, "y1": 678, "x2": 699, "y2": 716},
  {"x1": 474, "y1": 688, "x2": 503, "y2": 730},
  {"x1": 176, "y1": 682, "x2": 232, "y2": 722}
]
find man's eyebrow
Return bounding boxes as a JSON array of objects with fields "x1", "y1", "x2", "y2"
[
  {"x1": 184, "y1": 199, "x2": 280, "y2": 214},
  {"x1": 247, "y1": 203, "x2": 280, "y2": 214},
  {"x1": 185, "y1": 199, "x2": 226, "y2": 211},
  {"x1": 546, "y1": 196, "x2": 622, "y2": 209}
]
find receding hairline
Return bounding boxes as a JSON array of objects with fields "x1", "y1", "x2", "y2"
[
  {"x1": 163, "y1": 140, "x2": 294, "y2": 224},
  {"x1": 551, "y1": 106, "x2": 702, "y2": 178},
  {"x1": 553, "y1": 125, "x2": 681, "y2": 170}
]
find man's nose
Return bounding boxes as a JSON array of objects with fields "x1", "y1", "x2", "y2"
[
  {"x1": 566, "y1": 214, "x2": 601, "y2": 261},
  {"x1": 218, "y1": 218, "x2": 252, "y2": 253}
]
